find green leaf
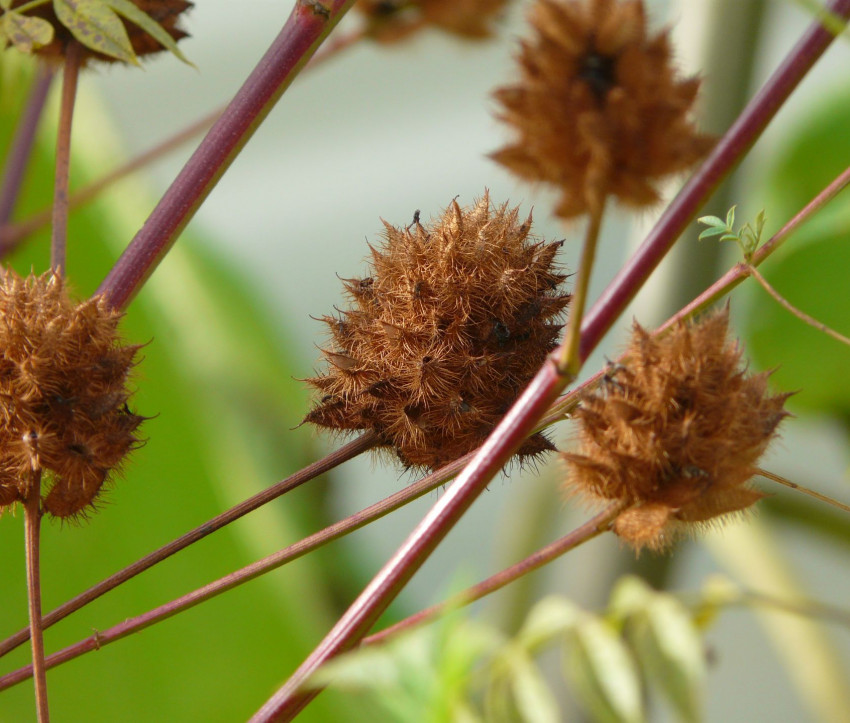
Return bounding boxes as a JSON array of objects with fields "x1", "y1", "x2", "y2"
[
  {"x1": 631, "y1": 598, "x2": 705, "y2": 722},
  {"x1": 0, "y1": 10, "x2": 54, "y2": 52},
  {"x1": 508, "y1": 651, "x2": 561, "y2": 723},
  {"x1": 726, "y1": 204, "x2": 737, "y2": 228},
  {"x1": 53, "y1": 0, "x2": 139, "y2": 64},
  {"x1": 563, "y1": 612, "x2": 645, "y2": 723},
  {"x1": 697, "y1": 226, "x2": 727, "y2": 241},
  {"x1": 517, "y1": 595, "x2": 582, "y2": 651},
  {"x1": 745, "y1": 86, "x2": 850, "y2": 417},
  {"x1": 696, "y1": 215, "x2": 727, "y2": 229},
  {"x1": 105, "y1": 0, "x2": 193, "y2": 65},
  {"x1": 0, "y1": 59, "x2": 353, "y2": 722}
]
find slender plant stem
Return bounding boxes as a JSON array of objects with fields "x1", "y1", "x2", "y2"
[
  {"x1": 362, "y1": 502, "x2": 624, "y2": 648},
  {"x1": 559, "y1": 199, "x2": 605, "y2": 374},
  {"x1": 51, "y1": 41, "x2": 82, "y2": 275},
  {"x1": 0, "y1": 27, "x2": 365, "y2": 258},
  {"x1": 0, "y1": 432, "x2": 377, "y2": 660},
  {"x1": 0, "y1": 67, "x2": 53, "y2": 226},
  {"x1": 0, "y1": 445, "x2": 470, "y2": 693},
  {"x1": 95, "y1": 0, "x2": 357, "y2": 311},
  {"x1": 2, "y1": 108, "x2": 222, "y2": 258},
  {"x1": 3, "y1": 153, "x2": 846, "y2": 684},
  {"x1": 578, "y1": 0, "x2": 850, "y2": 362},
  {"x1": 23, "y1": 472, "x2": 49, "y2": 722},
  {"x1": 757, "y1": 468, "x2": 850, "y2": 515},
  {"x1": 748, "y1": 264, "x2": 850, "y2": 347},
  {"x1": 251, "y1": 6, "x2": 850, "y2": 719},
  {"x1": 659, "y1": 163, "x2": 850, "y2": 332}
]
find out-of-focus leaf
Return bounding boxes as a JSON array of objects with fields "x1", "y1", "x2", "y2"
[
  {"x1": 516, "y1": 595, "x2": 581, "y2": 651},
  {"x1": 563, "y1": 612, "x2": 645, "y2": 723},
  {"x1": 744, "y1": 86, "x2": 850, "y2": 416},
  {"x1": 507, "y1": 650, "x2": 560, "y2": 723},
  {"x1": 53, "y1": 0, "x2": 139, "y2": 64},
  {"x1": 0, "y1": 60, "x2": 357, "y2": 722},
  {"x1": 1, "y1": 11, "x2": 54, "y2": 52},
  {"x1": 312, "y1": 614, "x2": 499, "y2": 723},
  {"x1": 610, "y1": 577, "x2": 705, "y2": 723},
  {"x1": 105, "y1": 0, "x2": 193, "y2": 65}
]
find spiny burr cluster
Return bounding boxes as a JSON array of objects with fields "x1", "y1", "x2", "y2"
[
  {"x1": 3, "y1": 0, "x2": 192, "y2": 64},
  {"x1": 357, "y1": 0, "x2": 509, "y2": 42},
  {"x1": 0, "y1": 271, "x2": 144, "y2": 519},
  {"x1": 492, "y1": 0, "x2": 713, "y2": 217},
  {"x1": 304, "y1": 194, "x2": 570, "y2": 470},
  {"x1": 564, "y1": 311, "x2": 789, "y2": 551}
]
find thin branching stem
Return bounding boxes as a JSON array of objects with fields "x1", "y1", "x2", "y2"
[
  {"x1": 0, "y1": 443, "x2": 468, "y2": 693},
  {"x1": 0, "y1": 66, "x2": 53, "y2": 227},
  {"x1": 660, "y1": 163, "x2": 850, "y2": 331},
  {"x1": 0, "y1": 432, "x2": 377, "y2": 660},
  {"x1": 23, "y1": 472, "x2": 49, "y2": 722},
  {"x1": 362, "y1": 502, "x2": 624, "y2": 648},
  {"x1": 4, "y1": 150, "x2": 847, "y2": 681},
  {"x1": 95, "y1": 0, "x2": 357, "y2": 311},
  {"x1": 757, "y1": 468, "x2": 850, "y2": 515},
  {"x1": 51, "y1": 41, "x2": 82, "y2": 275},
  {"x1": 251, "y1": 6, "x2": 850, "y2": 719},
  {"x1": 0, "y1": 27, "x2": 364, "y2": 258},
  {"x1": 747, "y1": 264, "x2": 850, "y2": 347}
]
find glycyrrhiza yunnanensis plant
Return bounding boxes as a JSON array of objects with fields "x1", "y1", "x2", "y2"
[{"x1": 0, "y1": 0, "x2": 849, "y2": 720}]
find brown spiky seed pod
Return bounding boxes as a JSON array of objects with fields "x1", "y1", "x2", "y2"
[
  {"x1": 563, "y1": 310, "x2": 789, "y2": 551},
  {"x1": 4, "y1": 0, "x2": 192, "y2": 64},
  {"x1": 357, "y1": 0, "x2": 509, "y2": 42},
  {"x1": 304, "y1": 194, "x2": 570, "y2": 470},
  {"x1": 492, "y1": 0, "x2": 714, "y2": 217},
  {"x1": 0, "y1": 271, "x2": 144, "y2": 519}
]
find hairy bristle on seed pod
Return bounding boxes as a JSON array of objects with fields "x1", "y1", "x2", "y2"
[
  {"x1": 304, "y1": 193, "x2": 571, "y2": 471},
  {"x1": 492, "y1": 0, "x2": 714, "y2": 218},
  {"x1": 3, "y1": 0, "x2": 192, "y2": 64},
  {"x1": 358, "y1": 0, "x2": 509, "y2": 42},
  {"x1": 563, "y1": 310, "x2": 790, "y2": 552},
  {"x1": 0, "y1": 271, "x2": 144, "y2": 520}
]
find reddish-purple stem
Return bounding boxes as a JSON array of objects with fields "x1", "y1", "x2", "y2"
[
  {"x1": 51, "y1": 42, "x2": 82, "y2": 275},
  {"x1": 4, "y1": 154, "x2": 847, "y2": 686},
  {"x1": 254, "y1": 5, "x2": 850, "y2": 719},
  {"x1": 95, "y1": 0, "x2": 356, "y2": 310},
  {"x1": 0, "y1": 432, "x2": 376, "y2": 660},
  {"x1": 579, "y1": 0, "x2": 850, "y2": 360},
  {"x1": 0, "y1": 445, "x2": 470, "y2": 693},
  {"x1": 362, "y1": 502, "x2": 622, "y2": 648},
  {"x1": 0, "y1": 67, "x2": 53, "y2": 227}
]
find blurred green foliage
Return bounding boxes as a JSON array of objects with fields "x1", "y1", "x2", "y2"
[{"x1": 0, "y1": 60, "x2": 366, "y2": 721}]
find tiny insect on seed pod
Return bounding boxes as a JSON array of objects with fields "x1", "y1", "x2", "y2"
[
  {"x1": 357, "y1": 0, "x2": 510, "y2": 43},
  {"x1": 0, "y1": 271, "x2": 144, "y2": 520},
  {"x1": 563, "y1": 310, "x2": 790, "y2": 552},
  {"x1": 491, "y1": 0, "x2": 714, "y2": 218},
  {"x1": 304, "y1": 192, "x2": 571, "y2": 471},
  {"x1": 2, "y1": 0, "x2": 192, "y2": 64}
]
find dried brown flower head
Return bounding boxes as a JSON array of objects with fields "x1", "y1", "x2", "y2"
[
  {"x1": 492, "y1": 0, "x2": 714, "y2": 217},
  {"x1": 0, "y1": 271, "x2": 144, "y2": 519},
  {"x1": 304, "y1": 193, "x2": 570, "y2": 470},
  {"x1": 357, "y1": 0, "x2": 509, "y2": 42},
  {"x1": 3, "y1": 0, "x2": 192, "y2": 64},
  {"x1": 563, "y1": 311, "x2": 789, "y2": 551}
]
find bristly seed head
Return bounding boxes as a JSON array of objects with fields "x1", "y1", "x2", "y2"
[
  {"x1": 0, "y1": 271, "x2": 144, "y2": 520},
  {"x1": 357, "y1": 0, "x2": 510, "y2": 42},
  {"x1": 491, "y1": 0, "x2": 714, "y2": 218},
  {"x1": 3, "y1": 0, "x2": 192, "y2": 65},
  {"x1": 304, "y1": 192, "x2": 571, "y2": 471},
  {"x1": 563, "y1": 310, "x2": 790, "y2": 552}
]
